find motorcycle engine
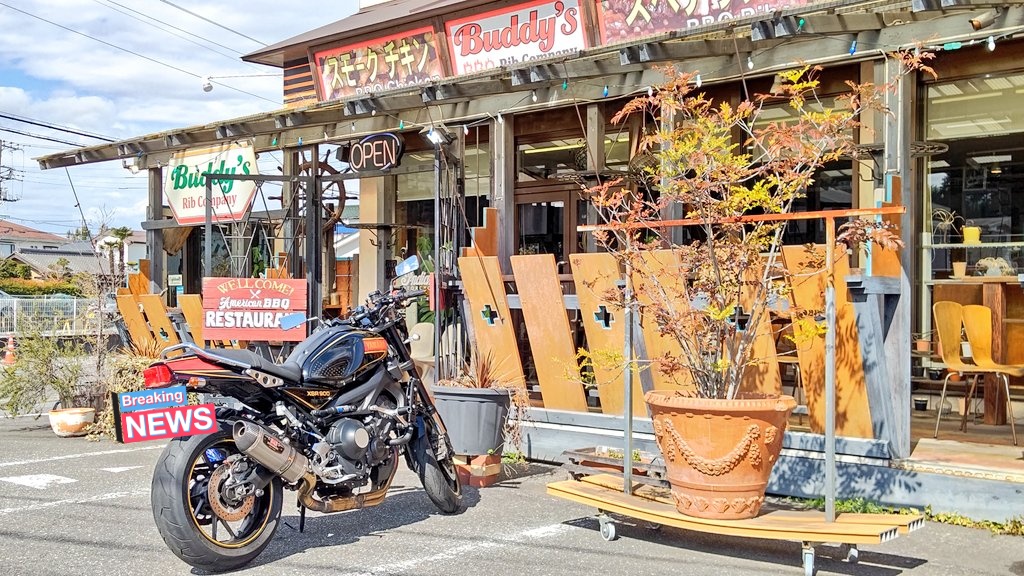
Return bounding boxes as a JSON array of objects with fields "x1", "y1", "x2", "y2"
[{"x1": 310, "y1": 417, "x2": 390, "y2": 484}]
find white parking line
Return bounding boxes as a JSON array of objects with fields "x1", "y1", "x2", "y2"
[
  {"x1": 0, "y1": 474, "x2": 77, "y2": 489},
  {"x1": 100, "y1": 466, "x2": 143, "y2": 474},
  {"x1": 0, "y1": 444, "x2": 165, "y2": 468},
  {"x1": 350, "y1": 523, "x2": 575, "y2": 576},
  {"x1": 0, "y1": 490, "x2": 148, "y2": 516}
]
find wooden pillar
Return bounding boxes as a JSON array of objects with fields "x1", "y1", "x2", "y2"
[
  {"x1": 146, "y1": 166, "x2": 165, "y2": 299},
  {"x1": 982, "y1": 282, "x2": 1008, "y2": 425},
  {"x1": 584, "y1": 104, "x2": 604, "y2": 253},
  {"x1": 493, "y1": 114, "x2": 515, "y2": 274}
]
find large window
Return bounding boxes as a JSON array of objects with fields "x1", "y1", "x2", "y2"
[{"x1": 924, "y1": 72, "x2": 1024, "y2": 272}]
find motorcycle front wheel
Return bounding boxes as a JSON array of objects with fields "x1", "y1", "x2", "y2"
[
  {"x1": 413, "y1": 414, "x2": 463, "y2": 514},
  {"x1": 151, "y1": 424, "x2": 283, "y2": 572}
]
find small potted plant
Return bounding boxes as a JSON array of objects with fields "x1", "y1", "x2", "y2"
[
  {"x1": 431, "y1": 344, "x2": 528, "y2": 486},
  {"x1": 962, "y1": 220, "x2": 982, "y2": 244},
  {"x1": 913, "y1": 332, "x2": 932, "y2": 354},
  {"x1": 976, "y1": 257, "x2": 1014, "y2": 277},
  {"x1": 0, "y1": 322, "x2": 95, "y2": 437}
]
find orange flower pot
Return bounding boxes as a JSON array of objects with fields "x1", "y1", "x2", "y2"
[{"x1": 646, "y1": 391, "x2": 796, "y2": 520}]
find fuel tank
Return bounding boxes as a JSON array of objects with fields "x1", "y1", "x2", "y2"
[{"x1": 284, "y1": 325, "x2": 389, "y2": 388}]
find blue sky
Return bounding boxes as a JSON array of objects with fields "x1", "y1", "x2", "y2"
[{"x1": 0, "y1": 1, "x2": 356, "y2": 235}]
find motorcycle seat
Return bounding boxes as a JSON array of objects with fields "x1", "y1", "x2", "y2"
[{"x1": 205, "y1": 348, "x2": 303, "y2": 383}]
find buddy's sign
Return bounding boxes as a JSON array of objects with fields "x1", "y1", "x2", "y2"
[
  {"x1": 445, "y1": 0, "x2": 587, "y2": 75},
  {"x1": 112, "y1": 386, "x2": 218, "y2": 443},
  {"x1": 164, "y1": 141, "x2": 259, "y2": 225},
  {"x1": 202, "y1": 277, "x2": 308, "y2": 342}
]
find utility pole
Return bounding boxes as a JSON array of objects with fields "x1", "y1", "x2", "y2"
[{"x1": 0, "y1": 140, "x2": 23, "y2": 203}]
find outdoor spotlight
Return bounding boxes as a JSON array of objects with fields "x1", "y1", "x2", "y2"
[
  {"x1": 421, "y1": 124, "x2": 453, "y2": 146},
  {"x1": 969, "y1": 8, "x2": 1000, "y2": 31},
  {"x1": 202, "y1": 77, "x2": 213, "y2": 92}
]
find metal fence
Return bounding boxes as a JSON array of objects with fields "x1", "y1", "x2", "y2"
[{"x1": 0, "y1": 296, "x2": 99, "y2": 336}]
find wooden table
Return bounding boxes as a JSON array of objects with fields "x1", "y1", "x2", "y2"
[{"x1": 932, "y1": 276, "x2": 1023, "y2": 425}]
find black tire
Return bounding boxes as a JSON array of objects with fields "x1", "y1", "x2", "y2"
[
  {"x1": 414, "y1": 416, "x2": 463, "y2": 514},
  {"x1": 151, "y1": 424, "x2": 283, "y2": 572}
]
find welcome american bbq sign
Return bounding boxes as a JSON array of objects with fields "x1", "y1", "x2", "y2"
[{"x1": 202, "y1": 278, "x2": 307, "y2": 342}]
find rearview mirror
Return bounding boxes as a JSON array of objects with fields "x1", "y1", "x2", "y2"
[
  {"x1": 280, "y1": 312, "x2": 307, "y2": 331},
  {"x1": 395, "y1": 255, "x2": 420, "y2": 278}
]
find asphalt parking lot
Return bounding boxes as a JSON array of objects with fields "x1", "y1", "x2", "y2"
[{"x1": 1, "y1": 416, "x2": 1021, "y2": 576}]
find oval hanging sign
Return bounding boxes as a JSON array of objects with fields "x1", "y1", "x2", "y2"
[{"x1": 348, "y1": 132, "x2": 404, "y2": 172}]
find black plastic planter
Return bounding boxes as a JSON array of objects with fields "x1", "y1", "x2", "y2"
[{"x1": 431, "y1": 386, "x2": 511, "y2": 456}]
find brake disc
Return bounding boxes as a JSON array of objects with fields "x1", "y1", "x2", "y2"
[{"x1": 207, "y1": 465, "x2": 256, "y2": 523}]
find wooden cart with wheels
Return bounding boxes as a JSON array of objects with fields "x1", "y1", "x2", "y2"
[{"x1": 548, "y1": 474, "x2": 923, "y2": 576}]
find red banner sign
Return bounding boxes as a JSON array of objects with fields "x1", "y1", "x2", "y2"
[
  {"x1": 445, "y1": 0, "x2": 587, "y2": 76},
  {"x1": 202, "y1": 278, "x2": 307, "y2": 342},
  {"x1": 313, "y1": 26, "x2": 444, "y2": 101},
  {"x1": 597, "y1": 0, "x2": 812, "y2": 45},
  {"x1": 118, "y1": 404, "x2": 218, "y2": 444}
]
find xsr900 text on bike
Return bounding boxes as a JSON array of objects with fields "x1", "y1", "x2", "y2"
[{"x1": 144, "y1": 257, "x2": 461, "y2": 571}]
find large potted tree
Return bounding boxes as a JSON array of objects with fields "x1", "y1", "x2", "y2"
[{"x1": 588, "y1": 57, "x2": 925, "y2": 520}]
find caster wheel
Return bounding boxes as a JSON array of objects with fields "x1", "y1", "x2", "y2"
[
  {"x1": 600, "y1": 520, "x2": 618, "y2": 541},
  {"x1": 845, "y1": 545, "x2": 859, "y2": 564},
  {"x1": 802, "y1": 548, "x2": 816, "y2": 576}
]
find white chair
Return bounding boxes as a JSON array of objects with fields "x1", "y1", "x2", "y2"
[{"x1": 409, "y1": 322, "x2": 436, "y2": 385}]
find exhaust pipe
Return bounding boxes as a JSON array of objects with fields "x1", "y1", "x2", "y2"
[
  {"x1": 232, "y1": 421, "x2": 308, "y2": 484},
  {"x1": 233, "y1": 421, "x2": 397, "y2": 514}
]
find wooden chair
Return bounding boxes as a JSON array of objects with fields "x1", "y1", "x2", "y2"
[
  {"x1": 961, "y1": 304, "x2": 1018, "y2": 445},
  {"x1": 932, "y1": 301, "x2": 1017, "y2": 444}
]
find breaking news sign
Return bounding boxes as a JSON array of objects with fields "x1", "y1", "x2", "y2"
[{"x1": 111, "y1": 386, "x2": 219, "y2": 444}]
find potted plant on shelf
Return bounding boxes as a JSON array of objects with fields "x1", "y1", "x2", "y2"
[
  {"x1": 587, "y1": 57, "x2": 925, "y2": 520},
  {"x1": 431, "y1": 344, "x2": 528, "y2": 487}
]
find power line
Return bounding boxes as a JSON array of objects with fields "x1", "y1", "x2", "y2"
[
  {"x1": 93, "y1": 0, "x2": 269, "y2": 70},
  {"x1": 0, "y1": 2, "x2": 278, "y2": 105},
  {"x1": 0, "y1": 112, "x2": 116, "y2": 142},
  {"x1": 156, "y1": 0, "x2": 268, "y2": 47},
  {"x1": 0, "y1": 126, "x2": 83, "y2": 147}
]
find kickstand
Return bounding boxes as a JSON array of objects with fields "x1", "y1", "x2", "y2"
[{"x1": 298, "y1": 504, "x2": 306, "y2": 533}]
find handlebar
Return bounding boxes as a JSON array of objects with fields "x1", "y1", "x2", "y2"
[{"x1": 337, "y1": 287, "x2": 426, "y2": 327}]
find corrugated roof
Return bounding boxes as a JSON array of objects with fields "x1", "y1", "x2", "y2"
[
  {"x1": 0, "y1": 219, "x2": 68, "y2": 243},
  {"x1": 8, "y1": 248, "x2": 110, "y2": 276},
  {"x1": 243, "y1": 0, "x2": 486, "y2": 67}
]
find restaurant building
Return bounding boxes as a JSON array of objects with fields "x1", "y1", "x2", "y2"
[{"x1": 38, "y1": 0, "x2": 1024, "y2": 520}]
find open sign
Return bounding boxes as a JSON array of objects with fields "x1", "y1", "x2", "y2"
[{"x1": 347, "y1": 132, "x2": 404, "y2": 172}]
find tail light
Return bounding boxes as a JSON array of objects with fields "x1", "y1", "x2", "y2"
[{"x1": 144, "y1": 364, "x2": 174, "y2": 389}]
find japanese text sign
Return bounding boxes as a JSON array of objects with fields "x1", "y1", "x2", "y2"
[
  {"x1": 597, "y1": 0, "x2": 812, "y2": 45},
  {"x1": 164, "y1": 141, "x2": 259, "y2": 226},
  {"x1": 314, "y1": 26, "x2": 444, "y2": 101},
  {"x1": 445, "y1": 0, "x2": 587, "y2": 75},
  {"x1": 202, "y1": 278, "x2": 308, "y2": 342}
]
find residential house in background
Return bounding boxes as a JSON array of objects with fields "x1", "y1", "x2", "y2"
[
  {"x1": 0, "y1": 219, "x2": 67, "y2": 257},
  {"x1": 4, "y1": 240, "x2": 110, "y2": 279}
]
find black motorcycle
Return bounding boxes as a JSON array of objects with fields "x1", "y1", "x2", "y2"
[{"x1": 144, "y1": 257, "x2": 461, "y2": 571}]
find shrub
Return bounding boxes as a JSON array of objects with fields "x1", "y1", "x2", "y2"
[{"x1": 0, "y1": 278, "x2": 83, "y2": 297}]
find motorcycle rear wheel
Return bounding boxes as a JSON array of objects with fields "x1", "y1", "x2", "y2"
[
  {"x1": 414, "y1": 415, "x2": 463, "y2": 514},
  {"x1": 151, "y1": 425, "x2": 283, "y2": 572}
]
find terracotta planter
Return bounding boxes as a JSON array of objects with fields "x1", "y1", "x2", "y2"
[
  {"x1": 646, "y1": 391, "x2": 796, "y2": 520},
  {"x1": 48, "y1": 407, "x2": 95, "y2": 437}
]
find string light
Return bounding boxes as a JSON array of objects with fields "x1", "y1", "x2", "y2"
[
  {"x1": 351, "y1": 122, "x2": 356, "y2": 132},
  {"x1": 987, "y1": 35, "x2": 996, "y2": 51},
  {"x1": 497, "y1": 112, "x2": 503, "y2": 124},
  {"x1": 297, "y1": 137, "x2": 303, "y2": 146},
  {"x1": 647, "y1": 86, "x2": 653, "y2": 97},
  {"x1": 603, "y1": 84, "x2": 609, "y2": 97},
  {"x1": 371, "y1": 109, "x2": 377, "y2": 116},
  {"x1": 695, "y1": 74, "x2": 702, "y2": 88},
  {"x1": 849, "y1": 40, "x2": 857, "y2": 55},
  {"x1": 463, "y1": 125, "x2": 469, "y2": 135},
  {"x1": 271, "y1": 136, "x2": 278, "y2": 146},
  {"x1": 531, "y1": 90, "x2": 538, "y2": 102},
  {"x1": 746, "y1": 55, "x2": 754, "y2": 70},
  {"x1": 399, "y1": 119, "x2": 405, "y2": 129},
  {"x1": 562, "y1": 79, "x2": 568, "y2": 90}
]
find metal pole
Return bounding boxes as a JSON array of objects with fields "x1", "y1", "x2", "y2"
[
  {"x1": 824, "y1": 216, "x2": 837, "y2": 523},
  {"x1": 205, "y1": 178, "x2": 213, "y2": 277},
  {"x1": 622, "y1": 248, "x2": 634, "y2": 493},
  {"x1": 305, "y1": 147, "x2": 322, "y2": 326}
]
